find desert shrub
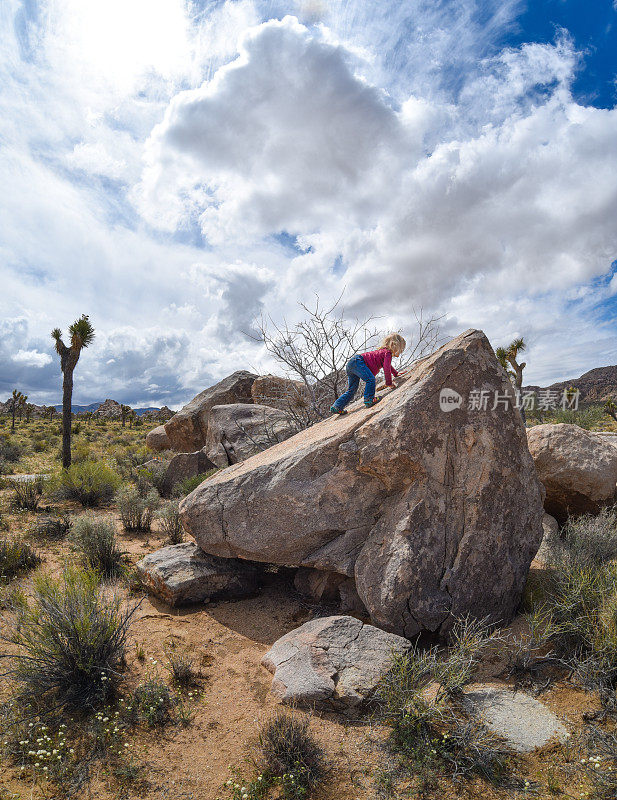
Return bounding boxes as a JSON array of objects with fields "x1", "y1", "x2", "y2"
[
  {"x1": 157, "y1": 501, "x2": 183, "y2": 544},
  {"x1": 137, "y1": 461, "x2": 168, "y2": 496},
  {"x1": 31, "y1": 513, "x2": 72, "y2": 539},
  {"x1": 165, "y1": 650, "x2": 197, "y2": 687},
  {"x1": 70, "y1": 515, "x2": 124, "y2": 579},
  {"x1": 376, "y1": 617, "x2": 520, "y2": 788},
  {"x1": 11, "y1": 476, "x2": 45, "y2": 510},
  {"x1": 0, "y1": 536, "x2": 40, "y2": 579},
  {"x1": 1, "y1": 568, "x2": 136, "y2": 710},
  {"x1": 55, "y1": 461, "x2": 121, "y2": 507},
  {"x1": 0, "y1": 435, "x2": 23, "y2": 463},
  {"x1": 72, "y1": 440, "x2": 92, "y2": 463},
  {"x1": 116, "y1": 485, "x2": 159, "y2": 531},
  {"x1": 178, "y1": 469, "x2": 218, "y2": 496},
  {"x1": 522, "y1": 509, "x2": 617, "y2": 707},
  {"x1": 258, "y1": 709, "x2": 325, "y2": 797},
  {"x1": 129, "y1": 680, "x2": 174, "y2": 727}
]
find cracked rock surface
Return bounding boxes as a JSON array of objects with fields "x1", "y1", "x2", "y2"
[
  {"x1": 261, "y1": 615, "x2": 411, "y2": 711},
  {"x1": 180, "y1": 329, "x2": 544, "y2": 638}
]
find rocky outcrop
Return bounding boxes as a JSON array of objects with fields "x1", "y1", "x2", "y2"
[
  {"x1": 261, "y1": 616, "x2": 411, "y2": 710},
  {"x1": 141, "y1": 406, "x2": 174, "y2": 423},
  {"x1": 146, "y1": 425, "x2": 171, "y2": 452},
  {"x1": 136, "y1": 543, "x2": 259, "y2": 606},
  {"x1": 94, "y1": 399, "x2": 122, "y2": 418},
  {"x1": 526, "y1": 423, "x2": 617, "y2": 523},
  {"x1": 180, "y1": 329, "x2": 544, "y2": 639},
  {"x1": 204, "y1": 403, "x2": 299, "y2": 468},
  {"x1": 161, "y1": 450, "x2": 215, "y2": 497},
  {"x1": 164, "y1": 371, "x2": 257, "y2": 452},
  {"x1": 524, "y1": 365, "x2": 617, "y2": 404}
]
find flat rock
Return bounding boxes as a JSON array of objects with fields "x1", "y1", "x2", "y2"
[
  {"x1": 527, "y1": 423, "x2": 617, "y2": 523},
  {"x1": 136, "y1": 542, "x2": 259, "y2": 606},
  {"x1": 204, "y1": 403, "x2": 298, "y2": 468},
  {"x1": 464, "y1": 686, "x2": 569, "y2": 753},
  {"x1": 261, "y1": 615, "x2": 410, "y2": 711},
  {"x1": 181, "y1": 329, "x2": 544, "y2": 638},
  {"x1": 164, "y1": 371, "x2": 257, "y2": 452}
]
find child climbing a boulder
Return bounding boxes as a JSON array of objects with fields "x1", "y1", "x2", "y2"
[{"x1": 330, "y1": 333, "x2": 406, "y2": 415}]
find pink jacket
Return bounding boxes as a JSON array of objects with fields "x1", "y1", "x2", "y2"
[{"x1": 361, "y1": 348, "x2": 399, "y2": 386}]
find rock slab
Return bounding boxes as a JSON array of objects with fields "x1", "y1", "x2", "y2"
[
  {"x1": 164, "y1": 371, "x2": 257, "y2": 452},
  {"x1": 464, "y1": 686, "x2": 569, "y2": 753},
  {"x1": 181, "y1": 329, "x2": 544, "y2": 638},
  {"x1": 136, "y1": 543, "x2": 259, "y2": 606},
  {"x1": 261, "y1": 615, "x2": 410, "y2": 711},
  {"x1": 205, "y1": 403, "x2": 298, "y2": 468},
  {"x1": 527, "y1": 423, "x2": 617, "y2": 522}
]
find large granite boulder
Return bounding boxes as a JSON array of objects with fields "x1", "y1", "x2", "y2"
[
  {"x1": 146, "y1": 424, "x2": 170, "y2": 452},
  {"x1": 136, "y1": 543, "x2": 259, "y2": 606},
  {"x1": 164, "y1": 371, "x2": 257, "y2": 452},
  {"x1": 526, "y1": 423, "x2": 617, "y2": 523},
  {"x1": 161, "y1": 450, "x2": 215, "y2": 496},
  {"x1": 204, "y1": 403, "x2": 299, "y2": 468},
  {"x1": 180, "y1": 329, "x2": 544, "y2": 639},
  {"x1": 261, "y1": 615, "x2": 411, "y2": 711}
]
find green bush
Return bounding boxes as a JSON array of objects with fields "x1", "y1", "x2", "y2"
[
  {"x1": 116, "y1": 486, "x2": 160, "y2": 531},
  {"x1": 0, "y1": 435, "x2": 23, "y2": 463},
  {"x1": 178, "y1": 469, "x2": 218, "y2": 496},
  {"x1": 0, "y1": 537, "x2": 40, "y2": 579},
  {"x1": 55, "y1": 461, "x2": 121, "y2": 507},
  {"x1": 128, "y1": 680, "x2": 174, "y2": 727},
  {"x1": 70, "y1": 515, "x2": 124, "y2": 579},
  {"x1": 1, "y1": 568, "x2": 136, "y2": 710},
  {"x1": 116, "y1": 485, "x2": 159, "y2": 531},
  {"x1": 157, "y1": 501, "x2": 184, "y2": 544}
]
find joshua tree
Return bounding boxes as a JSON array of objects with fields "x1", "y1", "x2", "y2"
[
  {"x1": 120, "y1": 404, "x2": 131, "y2": 428},
  {"x1": 604, "y1": 398, "x2": 617, "y2": 423},
  {"x1": 47, "y1": 405, "x2": 56, "y2": 423},
  {"x1": 51, "y1": 315, "x2": 95, "y2": 468},
  {"x1": 17, "y1": 393, "x2": 27, "y2": 422},
  {"x1": 9, "y1": 389, "x2": 23, "y2": 431},
  {"x1": 24, "y1": 403, "x2": 34, "y2": 423},
  {"x1": 496, "y1": 337, "x2": 527, "y2": 421},
  {"x1": 128, "y1": 410, "x2": 137, "y2": 429}
]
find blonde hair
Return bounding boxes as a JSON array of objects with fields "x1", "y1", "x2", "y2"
[{"x1": 380, "y1": 332, "x2": 406, "y2": 357}]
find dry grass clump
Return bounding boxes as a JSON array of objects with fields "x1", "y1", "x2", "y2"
[
  {"x1": 0, "y1": 536, "x2": 40, "y2": 579},
  {"x1": 157, "y1": 500, "x2": 184, "y2": 544},
  {"x1": 116, "y1": 484, "x2": 159, "y2": 531}
]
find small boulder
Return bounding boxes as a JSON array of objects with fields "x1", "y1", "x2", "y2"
[
  {"x1": 534, "y1": 513, "x2": 559, "y2": 565},
  {"x1": 136, "y1": 543, "x2": 259, "y2": 606},
  {"x1": 527, "y1": 423, "x2": 617, "y2": 523},
  {"x1": 162, "y1": 451, "x2": 215, "y2": 497},
  {"x1": 146, "y1": 425, "x2": 170, "y2": 452},
  {"x1": 204, "y1": 403, "x2": 299, "y2": 468},
  {"x1": 464, "y1": 686, "x2": 569, "y2": 753},
  {"x1": 261, "y1": 615, "x2": 411, "y2": 711},
  {"x1": 164, "y1": 371, "x2": 257, "y2": 452}
]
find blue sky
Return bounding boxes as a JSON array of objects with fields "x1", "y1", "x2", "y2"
[{"x1": 1, "y1": 0, "x2": 616, "y2": 407}]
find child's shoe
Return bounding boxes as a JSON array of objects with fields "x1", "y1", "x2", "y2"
[
  {"x1": 330, "y1": 405, "x2": 347, "y2": 415},
  {"x1": 364, "y1": 397, "x2": 382, "y2": 408}
]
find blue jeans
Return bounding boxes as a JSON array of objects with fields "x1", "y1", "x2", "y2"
[{"x1": 332, "y1": 355, "x2": 376, "y2": 410}]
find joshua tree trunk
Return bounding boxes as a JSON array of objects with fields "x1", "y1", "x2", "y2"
[
  {"x1": 10, "y1": 403, "x2": 16, "y2": 431},
  {"x1": 61, "y1": 365, "x2": 74, "y2": 468}
]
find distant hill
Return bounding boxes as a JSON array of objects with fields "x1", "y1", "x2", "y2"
[
  {"x1": 53, "y1": 403, "x2": 170, "y2": 416},
  {"x1": 524, "y1": 365, "x2": 617, "y2": 403}
]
